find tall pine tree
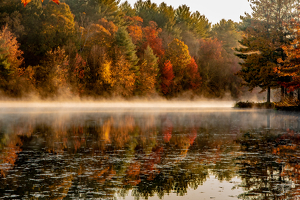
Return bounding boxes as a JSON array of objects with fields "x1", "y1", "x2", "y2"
[{"x1": 236, "y1": 0, "x2": 299, "y2": 102}]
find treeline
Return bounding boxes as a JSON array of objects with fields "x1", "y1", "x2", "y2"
[{"x1": 0, "y1": 0, "x2": 242, "y2": 99}]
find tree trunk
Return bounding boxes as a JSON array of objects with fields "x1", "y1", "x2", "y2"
[
  {"x1": 298, "y1": 88, "x2": 300, "y2": 101},
  {"x1": 267, "y1": 86, "x2": 271, "y2": 103}
]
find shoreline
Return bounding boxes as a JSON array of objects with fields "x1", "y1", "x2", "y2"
[{"x1": 234, "y1": 101, "x2": 300, "y2": 111}]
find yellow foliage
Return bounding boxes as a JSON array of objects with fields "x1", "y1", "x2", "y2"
[
  {"x1": 138, "y1": 61, "x2": 157, "y2": 95},
  {"x1": 0, "y1": 26, "x2": 23, "y2": 70},
  {"x1": 112, "y1": 55, "x2": 136, "y2": 97},
  {"x1": 165, "y1": 38, "x2": 191, "y2": 70},
  {"x1": 101, "y1": 60, "x2": 115, "y2": 86}
]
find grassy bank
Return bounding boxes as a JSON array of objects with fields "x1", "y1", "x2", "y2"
[
  {"x1": 235, "y1": 99, "x2": 300, "y2": 111},
  {"x1": 234, "y1": 101, "x2": 275, "y2": 109}
]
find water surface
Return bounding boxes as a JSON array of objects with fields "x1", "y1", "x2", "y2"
[{"x1": 0, "y1": 103, "x2": 299, "y2": 199}]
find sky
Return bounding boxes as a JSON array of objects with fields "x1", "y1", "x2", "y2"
[{"x1": 120, "y1": 0, "x2": 253, "y2": 25}]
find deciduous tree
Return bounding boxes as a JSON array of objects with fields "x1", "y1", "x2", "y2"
[
  {"x1": 276, "y1": 18, "x2": 300, "y2": 95},
  {"x1": 34, "y1": 47, "x2": 69, "y2": 98},
  {"x1": 0, "y1": 26, "x2": 25, "y2": 97},
  {"x1": 137, "y1": 45, "x2": 158, "y2": 95},
  {"x1": 141, "y1": 21, "x2": 164, "y2": 58},
  {"x1": 164, "y1": 38, "x2": 191, "y2": 95},
  {"x1": 111, "y1": 52, "x2": 136, "y2": 97}
]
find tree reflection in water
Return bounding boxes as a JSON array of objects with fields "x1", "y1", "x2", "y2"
[{"x1": 0, "y1": 110, "x2": 299, "y2": 199}]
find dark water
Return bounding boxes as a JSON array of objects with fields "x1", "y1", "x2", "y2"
[{"x1": 0, "y1": 105, "x2": 300, "y2": 200}]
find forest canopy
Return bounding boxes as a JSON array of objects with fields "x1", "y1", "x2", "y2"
[{"x1": 0, "y1": 0, "x2": 277, "y2": 100}]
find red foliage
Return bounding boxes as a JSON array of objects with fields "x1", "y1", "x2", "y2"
[
  {"x1": 142, "y1": 21, "x2": 164, "y2": 58},
  {"x1": 278, "y1": 80, "x2": 300, "y2": 93},
  {"x1": 187, "y1": 58, "x2": 201, "y2": 90},
  {"x1": 51, "y1": 0, "x2": 60, "y2": 5},
  {"x1": 161, "y1": 60, "x2": 174, "y2": 94},
  {"x1": 22, "y1": 0, "x2": 59, "y2": 7}
]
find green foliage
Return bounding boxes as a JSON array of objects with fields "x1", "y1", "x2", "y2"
[
  {"x1": 175, "y1": 5, "x2": 210, "y2": 39},
  {"x1": 64, "y1": 0, "x2": 123, "y2": 26},
  {"x1": 235, "y1": 17, "x2": 281, "y2": 94},
  {"x1": 41, "y1": 2, "x2": 76, "y2": 54},
  {"x1": 212, "y1": 19, "x2": 240, "y2": 54},
  {"x1": 235, "y1": 0, "x2": 300, "y2": 102},
  {"x1": 96, "y1": 0, "x2": 123, "y2": 25},
  {"x1": 120, "y1": 1, "x2": 136, "y2": 17},
  {"x1": 115, "y1": 26, "x2": 139, "y2": 70}
]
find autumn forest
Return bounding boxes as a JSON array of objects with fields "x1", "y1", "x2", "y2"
[{"x1": 1, "y1": 0, "x2": 300, "y2": 101}]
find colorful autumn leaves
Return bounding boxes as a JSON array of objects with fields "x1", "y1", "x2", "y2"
[
  {"x1": 162, "y1": 39, "x2": 201, "y2": 96},
  {"x1": 77, "y1": 15, "x2": 201, "y2": 98},
  {"x1": 21, "y1": 0, "x2": 59, "y2": 7},
  {"x1": 0, "y1": 0, "x2": 244, "y2": 99}
]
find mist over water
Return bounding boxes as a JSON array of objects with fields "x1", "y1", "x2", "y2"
[
  {"x1": 0, "y1": 101, "x2": 235, "y2": 108},
  {"x1": 0, "y1": 102, "x2": 300, "y2": 199},
  {"x1": 0, "y1": 101, "x2": 235, "y2": 114}
]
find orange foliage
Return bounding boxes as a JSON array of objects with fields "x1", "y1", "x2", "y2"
[
  {"x1": 142, "y1": 21, "x2": 164, "y2": 58},
  {"x1": 0, "y1": 26, "x2": 23, "y2": 70},
  {"x1": 125, "y1": 16, "x2": 143, "y2": 45},
  {"x1": 22, "y1": 0, "x2": 59, "y2": 7},
  {"x1": 276, "y1": 19, "x2": 300, "y2": 92},
  {"x1": 127, "y1": 25, "x2": 143, "y2": 44},
  {"x1": 125, "y1": 16, "x2": 143, "y2": 25},
  {"x1": 0, "y1": 136, "x2": 23, "y2": 177}
]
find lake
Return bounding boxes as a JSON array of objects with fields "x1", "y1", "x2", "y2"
[{"x1": 0, "y1": 102, "x2": 299, "y2": 200}]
